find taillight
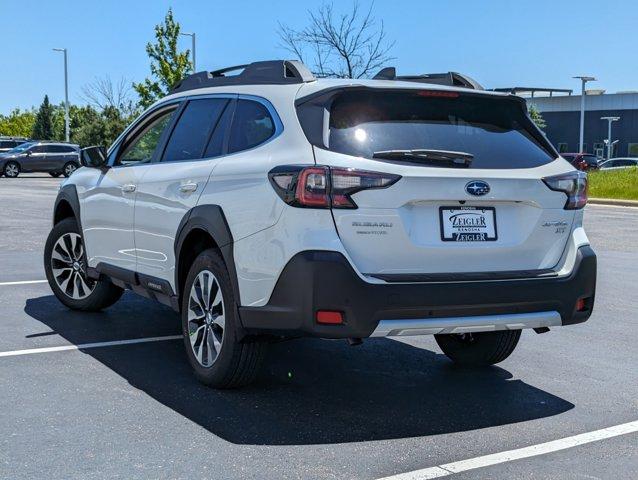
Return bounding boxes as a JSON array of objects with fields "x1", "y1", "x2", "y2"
[
  {"x1": 269, "y1": 165, "x2": 400, "y2": 209},
  {"x1": 543, "y1": 171, "x2": 588, "y2": 210}
]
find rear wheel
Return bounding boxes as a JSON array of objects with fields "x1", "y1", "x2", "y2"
[
  {"x1": 435, "y1": 330, "x2": 521, "y2": 366},
  {"x1": 181, "y1": 249, "x2": 267, "y2": 389},
  {"x1": 4, "y1": 161, "x2": 20, "y2": 178},
  {"x1": 44, "y1": 218, "x2": 124, "y2": 311},
  {"x1": 62, "y1": 162, "x2": 78, "y2": 177}
]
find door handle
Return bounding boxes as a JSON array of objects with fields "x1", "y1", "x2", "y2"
[
  {"x1": 179, "y1": 182, "x2": 198, "y2": 193},
  {"x1": 121, "y1": 184, "x2": 136, "y2": 193}
]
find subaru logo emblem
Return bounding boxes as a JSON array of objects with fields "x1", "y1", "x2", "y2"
[{"x1": 465, "y1": 180, "x2": 490, "y2": 196}]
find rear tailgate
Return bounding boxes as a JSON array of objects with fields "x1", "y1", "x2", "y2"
[
  {"x1": 298, "y1": 86, "x2": 577, "y2": 277},
  {"x1": 315, "y1": 148, "x2": 575, "y2": 276}
]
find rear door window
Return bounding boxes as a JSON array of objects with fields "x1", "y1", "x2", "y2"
[
  {"x1": 301, "y1": 89, "x2": 557, "y2": 169},
  {"x1": 228, "y1": 100, "x2": 275, "y2": 154},
  {"x1": 161, "y1": 98, "x2": 229, "y2": 162}
]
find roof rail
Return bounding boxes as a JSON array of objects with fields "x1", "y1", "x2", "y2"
[
  {"x1": 372, "y1": 67, "x2": 483, "y2": 90},
  {"x1": 171, "y1": 60, "x2": 315, "y2": 94}
]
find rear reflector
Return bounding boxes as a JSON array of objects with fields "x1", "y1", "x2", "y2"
[
  {"x1": 576, "y1": 298, "x2": 587, "y2": 312},
  {"x1": 316, "y1": 311, "x2": 344, "y2": 325}
]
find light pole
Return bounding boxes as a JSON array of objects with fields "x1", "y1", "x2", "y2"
[
  {"x1": 601, "y1": 116, "x2": 620, "y2": 160},
  {"x1": 181, "y1": 32, "x2": 196, "y2": 72},
  {"x1": 53, "y1": 48, "x2": 70, "y2": 142},
  {"x1": 573, "y1": 76, "x2": 596, "y2": 153}
]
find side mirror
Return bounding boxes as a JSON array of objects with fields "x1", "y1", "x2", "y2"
[
  {"x1": 81, "y1": 146, "x2": 108, "y2": 169},
  {"x1": 25, "y1": 150, "x2": 32, "y2": 156}
]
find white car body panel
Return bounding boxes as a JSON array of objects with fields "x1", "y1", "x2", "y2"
[{"x1": 60, "y1": 76, "x2": 591, "y2": 310}]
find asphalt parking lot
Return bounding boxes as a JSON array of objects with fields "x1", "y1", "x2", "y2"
[{"x1": 0, "y1": 174, "x2": 636, "y2": 480}]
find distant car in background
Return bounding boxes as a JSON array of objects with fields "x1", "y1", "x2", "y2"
[
  {"x1": 0, "y1": 137, "x2": 30, "y2": 153},
  {"x1": 561, "y1": 153, "x2": 600, "y2": 171},
  {"x1": 598, "y1": 158, "x2": 638, "y2": 170},
  {"x1": 0, "y1": 141, "x2": 81, "y2": 178}
]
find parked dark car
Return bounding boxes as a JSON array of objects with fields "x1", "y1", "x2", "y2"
[
  {"x1": 0, "y1": 142, "x2": 81, "y2": 178},
  {"x1": 0, "y1": 137, "x2": 30, "y2": 153},
  {"x1": 561, "y1": 153, "x2": 600, "y2": 171}
]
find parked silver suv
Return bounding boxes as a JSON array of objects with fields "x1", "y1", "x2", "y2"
[{"x1": 0, "y1": 141, "x2": 80, "y2": 178}]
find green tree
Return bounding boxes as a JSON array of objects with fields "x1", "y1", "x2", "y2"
[
  {"x1": 528, "y1": 103, "x2": 546, "y2": 130},
  {"x1": 0, "y1": 108, "x2": 36, "y2": 137},
  {"x1": 31, "y1": 95, "x2": 55, "y2": 140},
  {"x1": 133, "y1": 8, "x2": 192, "y2": 108}
]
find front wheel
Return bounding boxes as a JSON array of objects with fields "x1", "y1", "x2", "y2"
[
  {"x1": 435, "y1": 330, "x2": 521, "y2": 366},
  {"x1": 4, "y1": 161, "x2": 20, "y2": 178},
  {"x1": 44, "y1": 218, "x2": 124, "y2": 311},
  {"x1": 182, "y1": 249, "x2": 267, "y2": 389}
]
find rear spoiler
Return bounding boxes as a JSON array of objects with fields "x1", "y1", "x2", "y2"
[{"x1": 372, "y1": 67, "x2": 484, "y2": 90}]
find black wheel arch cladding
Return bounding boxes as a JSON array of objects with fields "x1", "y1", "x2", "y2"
[
  {"x1": 174, "y1": 204, "x2": 240, "y2": 308},
  {"x1": 54, "y1": 184, "x2": 82, "y2": 230}
]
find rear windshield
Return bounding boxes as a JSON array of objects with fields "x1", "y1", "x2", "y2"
[
  {"x1": 304, "y1": 89, "x2": 556, "y2": 169},
  {"x1": 582, "y1": 155, "x2": 598, "y2": 165}
]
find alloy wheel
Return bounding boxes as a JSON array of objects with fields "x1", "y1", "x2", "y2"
[
  {"x1": 187, "y1": 270, "x2": 225, "y2": 367},
  {"x1": 50, "y1": 232, "x2": 95, "y2": 299},
  {"x1": 5, "y1": 163, "x2": 19, "y2": 177},
  {"x1": 64, "y1": 164, "x2": 77, "y2": 176}
]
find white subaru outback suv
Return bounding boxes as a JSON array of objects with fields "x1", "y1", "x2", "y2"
[{"x1": 44, "y1": 60, "x2": 596, "y2": 388}]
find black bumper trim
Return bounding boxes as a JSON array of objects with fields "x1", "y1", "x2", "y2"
[{"x1": 239, "y1": 246, "x2": 596, "y2": 339}]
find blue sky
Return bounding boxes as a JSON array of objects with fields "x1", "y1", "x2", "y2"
[{"x1": 1, "y1": 0, "x2": 636, "y2": 113}]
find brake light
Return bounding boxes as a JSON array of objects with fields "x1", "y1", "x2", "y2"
[
  {"x1": 269, "y1": 165, "x2": 400, "y2": 209},
  {"x1": 417, "y1": 90, "x2": 460, "y2": 98},
  {"x1": 542, "y1": 171, "x2": 588, "y2": 210}
]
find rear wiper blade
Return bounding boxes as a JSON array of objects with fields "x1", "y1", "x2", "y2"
[{"x1": 372, "y1": 149, "x2": 474, "y2": 167}]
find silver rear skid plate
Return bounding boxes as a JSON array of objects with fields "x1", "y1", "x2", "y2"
[{"x1": 370, "y1": 311, "x2": 562, "y2": 337}]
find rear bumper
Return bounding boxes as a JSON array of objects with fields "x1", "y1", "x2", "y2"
[{"x1": 239, "y1": 246, "x2": 596, "y2": 338}]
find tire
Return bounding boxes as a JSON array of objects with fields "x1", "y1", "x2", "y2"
[
  {"x1": 4, "y1": 161, "x2": 20, "y2": 178},
  {"x1": 181, "y1": 248, "x2": 267, "y2": 389},
  {"x1": 435, "y1": 330, "x2": 521, "y2": 366},
  {"x1": 44, "y1": 217, "x2": 124, "y2": 311},
  {"x1": 62, "y1": 162, "x2": 78, "y2": 177},
  {"x1": 49, "y1": 172, "x2": 62, "y2": 178}
]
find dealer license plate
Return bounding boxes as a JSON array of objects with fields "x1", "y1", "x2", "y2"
[{"x1": 440, "y1": 206, "x2": 497, "y2": 242}]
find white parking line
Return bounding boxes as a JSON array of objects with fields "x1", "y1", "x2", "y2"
[
  {"x1": 379, "y1": 420, "x2": 638, "y2": 479},
  {"x1": 0, "y1": 279, "x2": 48, "y2": 286},
  {"x1": 0, "y1": 335, "x2": 182, "y2": 358}
]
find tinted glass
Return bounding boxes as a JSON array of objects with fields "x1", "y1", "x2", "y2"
[
  {"x1": 8, "y1": 142, "x2": 33, "y2": 153},
  {"x1": 619, "y1": 160, "x2": 636, "y2": 166},
  {"x1": 203, "y1": 101, "x2": 233, "y2": 158},
  {"x1": 118, "y1": 108, "x2": 176, "y2": 165},
  {"x1": 30, "y1": 145, "x2": 46, "y2": 153},
  {"x1": 0, "y1": 141, "x2": 11, "y2": 148},
  {"x1": 582, "y1": 155, "x2": 598, "y2": 166},
  {"x1": 228, "y1": 100, "x2": 275, "y2": 153},
  {"x1": 162, "y1": 98, "x2": 228, "y2": 162},
  {"x1": 326, "y1": 90, "x2": 555, "y2": 169}
]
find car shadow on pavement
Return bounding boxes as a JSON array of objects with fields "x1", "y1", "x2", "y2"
[{"x1": 25, "y1": 294, "x2": 574, "y2": 446}]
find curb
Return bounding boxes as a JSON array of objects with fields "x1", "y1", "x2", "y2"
[{"x1": 589, "y1": 198, "x2": 638, "y2": 207}]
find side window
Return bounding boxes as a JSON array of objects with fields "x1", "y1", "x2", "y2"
[
  {"x1": 228, "y1": 99, "x2": 276, "y2": 154},
  {"x1": 117, "y1": 107, "x2": 176, "y2": 166},
  {"x1": 203, "y1": 100, "x2": 233, "y2": 158},
  {"x1": 161, "y1": 98, "x2": 228, "y2": 162},
  {"x1": 30, "y1": 145, "x2": 45, "y2": 153}
]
